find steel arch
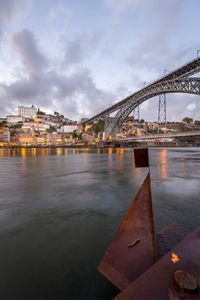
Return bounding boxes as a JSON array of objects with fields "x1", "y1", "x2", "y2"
[
  {"x1": 105, "y1": 78, "x2": 200, "y2": 139},
  {"x1": 84, "y1": 57, "x2": 200, "y2": 125}
]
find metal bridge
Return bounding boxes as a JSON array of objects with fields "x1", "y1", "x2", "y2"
[
  {"x1": 112, "y1": 130, "x2": 200, "y2": 142},
  {"x1": 83, "y1": 57, "x2": 200, "y2": 140}
]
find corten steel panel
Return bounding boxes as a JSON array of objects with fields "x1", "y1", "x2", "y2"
[
  {"x1": 97, "y1": 173, "x2": 156, "y2": 291},
  {"x1": 156, "y1": 222, "x2": 190, "y2": 260},
  {"x1": 114, "y1": 227, "x2": 200, "y2": 300},
  {"x1": 134, "y1": 148, "x2": 149, "y2": 168}
]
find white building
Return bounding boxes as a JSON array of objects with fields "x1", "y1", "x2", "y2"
[
  {"x1": 38, "y1": 123, "x2": 50, "y2": 131},
  {"x1": 63, "y1": 125, "x2": 78, "y2": 133},
  {"x1": 7, "y1": 115, "x2": 25, "y2": 124},
  {"x1": 22, "y1": 122, "x2": 50, "y2": 132},
  {"x1": 18, "y1": 105, "x2": 37, "y2": 118}
]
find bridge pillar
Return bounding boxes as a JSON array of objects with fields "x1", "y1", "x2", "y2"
[
  {"x1": 158, "y1": 94, "x2": 166, "y2": 130},
  {"x1": 133, "y1": 105, "x2": 140, "y2": 122}
]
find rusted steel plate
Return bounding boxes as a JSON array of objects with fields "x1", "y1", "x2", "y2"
[
  {"x1": 134, "y1": 148, "x2": 149, "y2": 168},
  {"x1": 97, "y1": 173, "x2": 156, "y2": 291},
  {"x1": 156, "y1": 222, "x2": 190, "y2": 260},
  {"x1": 114, "y1": 227, "x2": 200, "y2": 300}
]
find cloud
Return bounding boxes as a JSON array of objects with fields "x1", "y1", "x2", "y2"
[
  {"x1": 187, "y1": 103, "x2": 196, "y2": 111},
  {"x1": 138, "y1": 93, "x2": 200, "y2": 122},
  {"x1": 12, "y1": 29, "x2": 49, "y2": 75},
  {"x1": 46, "y1": 1, "x2": 71, "y2": 26},
  {"x1": 64, "y1": 31, "x2": 102, "y2": 66},
  {"x1": 105, "y1": 0, "x2": 138, "y2": 15},
  {"x1": 0, "y1": 0, "x2": 31, "y2": 44},
  {"x1": 0, "y1": 68, "x2": 115, "y2": 119},
  {"x1": 0, "y1": 29, "x2": 115, "y2": 120},
  {"x1": 124, "y1": 0, "x2": 188, "y2": 76}
]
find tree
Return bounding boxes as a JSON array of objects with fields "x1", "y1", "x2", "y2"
[
  {"x1": 78, "y1": 133, "x2": 82, "y2": 140},
  {"x1": 182, "y1": 117, "x2": 193, "y2": 124},
  {"x1": 177, "y1": 136, "x2": 194, "y2": 143},
  {"x1": 47, "y1": 126, "x2": 56, "y2": 133},
  {"x1": 194, "y1": 120, "x2": 200, "y2": 127},
  {"x1": 73, "y1": 131, "x2": 78, "y2": 138},
  {"x1": 140, "y1": 119, "x2": 145, "y2": 123},
  {"x1": 0, "y1": 121, "x2": 7, "y2": 127},
  {"x1": 93, "y1": 119, "x2": 105, "y2": 134}
]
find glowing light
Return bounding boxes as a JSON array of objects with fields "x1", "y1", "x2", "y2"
[{"x1": 171, "y1": 252, "x2": 180, "y2": 263}]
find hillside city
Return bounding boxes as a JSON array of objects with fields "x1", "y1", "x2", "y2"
[{"x1": 0, "y1": 105, "x2": 200, "y2": 147}]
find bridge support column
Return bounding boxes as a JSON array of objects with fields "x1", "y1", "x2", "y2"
[
  {"x1": 158, "y1": 94, "x2": 166, "y2": 131},
  {"x1": 133, "y1": 105, "x2": 140, "y2": 122}
]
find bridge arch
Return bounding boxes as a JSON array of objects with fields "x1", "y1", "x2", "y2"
[{"x1": 105, "y1": 77, "x2": 200, "y2": 139}]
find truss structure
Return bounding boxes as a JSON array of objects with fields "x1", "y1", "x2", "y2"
[
  {"x1": 104, "y1": 78, "x2": 200, "y2": 139},
  {"x1": 83, "y1": 57, "x2": 200, "y2": 140},
  {"x1": 133, "y1": 105, "x2": 140, "y2": 121},
  {"x1": 158, "y1": 94, "x2": 166, "y2": 125}
]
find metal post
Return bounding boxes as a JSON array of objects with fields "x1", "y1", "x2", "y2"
[
  {"x1": 133, "y1": 105, "x2": 140, "y2": 122},
  {"x1": 158, "y1": 94, "x2": 166, "y2": 128},
  {"x1": 158, "y1": 71, "x2": 168, "y2": 132}
]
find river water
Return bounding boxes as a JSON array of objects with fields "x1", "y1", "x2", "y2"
[{"x1": 0, "y1": 147, "x2": 199, "y2": 299}]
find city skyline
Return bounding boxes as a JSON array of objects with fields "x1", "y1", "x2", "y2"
[{"x1": 0, "y1": 0, "x2": 200, "y2": 122}]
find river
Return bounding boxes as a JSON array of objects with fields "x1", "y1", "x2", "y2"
[{"x1": 0, "y1": 147, "x2": 199, "y2": 299}]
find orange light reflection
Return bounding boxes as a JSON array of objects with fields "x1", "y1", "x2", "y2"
[{"x1": 161, "y1": 149, "x2": 168, "y2": 180}]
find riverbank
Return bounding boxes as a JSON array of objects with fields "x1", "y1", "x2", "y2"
[{"x1": 0, "y1": 143, "x2": 199, "y2": 149}]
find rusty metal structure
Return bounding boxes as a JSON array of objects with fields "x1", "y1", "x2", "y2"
[
  {"x1": 114, "y1": 227, "x2": 200, "y2": 299},
  {"x1": 83, "y1": 57, "x2": 200, "y2": 140},
  {"x1": 97, "y1": 173, "x2": 156, "y2": 290},
  {"x1": 98, "y1": 148, "x2": 156, "y2": 289},
  {"x1": 97, "y1": 148, "x2": 200, "y2": 299}
]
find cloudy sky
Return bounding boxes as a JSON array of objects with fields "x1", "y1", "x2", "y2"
[{"x1": 0, "y1": 0, "x2": 200, "y2": 122}]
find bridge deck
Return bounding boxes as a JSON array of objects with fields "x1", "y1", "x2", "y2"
[{"x1": 112, "y1": 130, "x2": 200, "y2": 141}]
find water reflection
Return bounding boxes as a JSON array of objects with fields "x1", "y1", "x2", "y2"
[
  {"x1": 56, "y1": 148, "x2": 63, "y2": 156},
  {"x1": 159, "y1": 149, "x2": 168, "y2": 180},
  {"x1": 12, "y1": 149, "x2": 16, "y2": 157},
  {"x1": 0, "y1": 149, "x2": 4, "y2": 157},
  {"x1": 108, "y1": 148, "x2": 113, "y2": 168},
  {"x1": 31, "y1": 148, "x2": 36, "y2": 157},
  {"x1": 116, "y1": 148, "x2": 124, "y2": 161},
  {"x1": 21, "y1": 148, "x2": 27, "y2": 158},
  {"x1": 179, "y1": 157, "x2": 186, "y2": 171}
]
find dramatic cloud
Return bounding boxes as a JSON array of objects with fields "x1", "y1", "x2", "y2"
[
  {"x1": 12, "y1": 30, "x2": 49, "y2": 75},
  {"x1": 0, "y1": 28, "x2": 115, "y2": 120}
]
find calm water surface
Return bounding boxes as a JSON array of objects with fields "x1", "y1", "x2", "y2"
[{"x1": 0, "y1": 147, "x2": 199, "y2": 299}]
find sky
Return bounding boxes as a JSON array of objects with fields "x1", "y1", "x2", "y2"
[{"x1": 0, "y1": 0, "x2": 200, "y2": 122}]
